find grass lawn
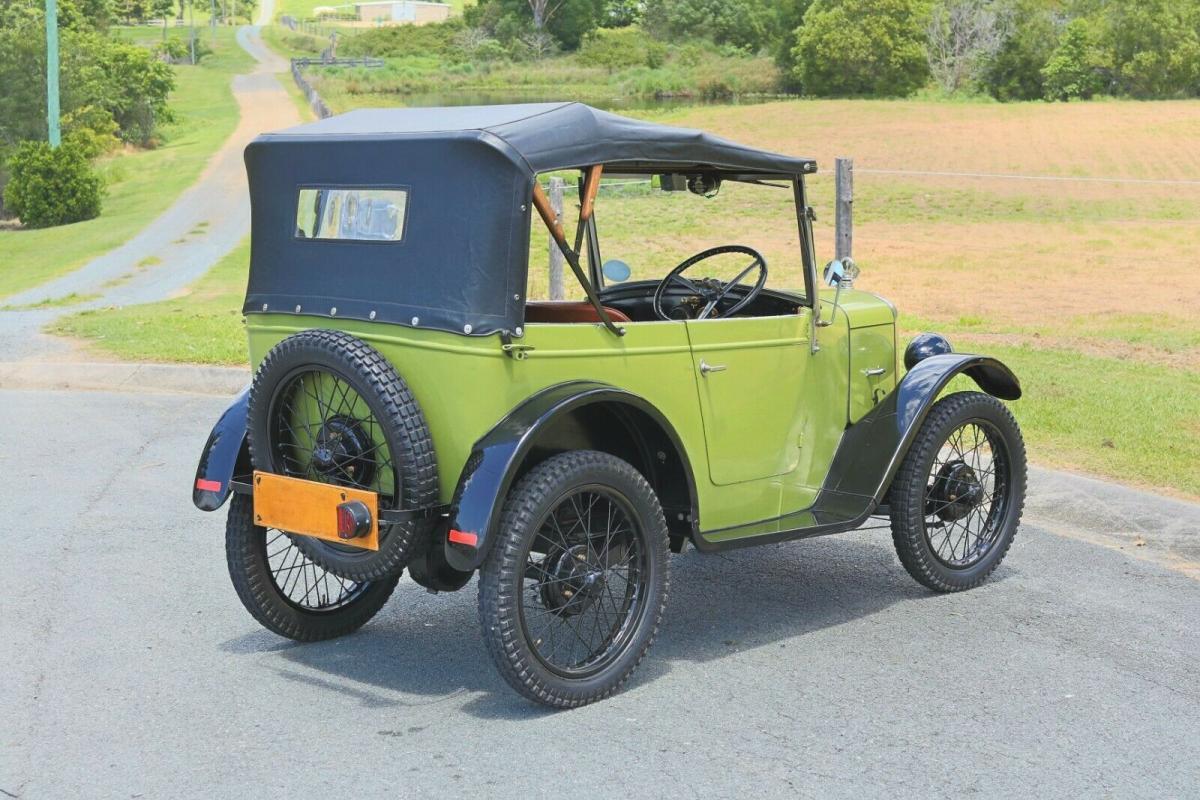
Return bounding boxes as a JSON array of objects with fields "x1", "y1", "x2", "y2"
[
  {"x1": 0, "y1": 26, "x2": 253, "y2": 300},
  {"x1": 52, "y1": 239, "x2": 251, "y2": 364},
  {"x1": 52, "y1": 98, "x2": 1200, "y2": 497}
]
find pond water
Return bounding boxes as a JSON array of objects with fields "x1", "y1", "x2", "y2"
[{"x1": 394, "y1": 89, "x2": 797, "y2": 112}]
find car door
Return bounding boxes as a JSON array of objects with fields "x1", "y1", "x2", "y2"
[{"x1": 685, "y1": 313, "x2": 811, "y2": 486}]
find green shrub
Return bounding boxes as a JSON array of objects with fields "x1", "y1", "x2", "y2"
[
  {"x1": 1042, "y1": 19, "x2": 1105, "y2": 101},
  {"x1": 341, "y1": 18, "x2": 466, "y2": 60},
  {"x1": 791, "y1": 0, "x2": 930, "y2": 96},
  {"x1": 642, "y1": 0, "x2": 776, "y2": 52},
  {"x1": 61, "y1": 105, "x2": 120, "y2": 159},
  {"x1": 3, "y1": 141, "x2": 104, "y2": 228},
  {"x1": 579, "y1": 26, "x2": 664, "y2": 71}
]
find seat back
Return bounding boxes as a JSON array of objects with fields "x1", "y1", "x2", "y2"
[{"x1": 525, "y1": 302, "x2": 632, "y2": 324}]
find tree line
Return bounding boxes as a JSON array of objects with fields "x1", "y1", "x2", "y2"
[
  {"x1": 464, "y1": 0, "x2": 1200, "y2": 100},
  {"x1": 0, "y1": 0, "x2": 205, "y2": 227}
]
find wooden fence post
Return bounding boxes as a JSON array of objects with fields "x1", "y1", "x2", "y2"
[
  {"x1": 548, "y1": 176, "x2": 565, "y2": 301},
  {"x1": 835, "y1": 157, "x2": 853, "y2": 262}
]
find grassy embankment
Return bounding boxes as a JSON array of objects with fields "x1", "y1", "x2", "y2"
[
  {"x1": 0, "y1": 26, "x2": 253, "y2": 300},
  {"x1": 273, "y1": 0, "x2": 472, "y2": 18},
  {"x1": 263, "y1": 22, "x2": 781, "y2": 110},
  {"x1": 53, "y1": 98, "x2": 1200, "y2": 497}
]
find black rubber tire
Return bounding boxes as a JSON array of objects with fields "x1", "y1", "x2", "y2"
[
  {"x1": 247, "y1": 329, "x2": 439, "y2": 582},
  {"x1": 478, "y1": 451, "x2": 670, "y2": 709},
  {"x1": 225, "y1": 494, "x2": 399, "y2": 641},
  {"x1": 889, "y1": 391, "x2": 1027, "y2": 593}
]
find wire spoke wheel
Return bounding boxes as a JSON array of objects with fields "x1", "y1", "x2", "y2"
[
  {"x1": 921, "y1": 419, "x2": 1011, "y2": 569},
  {"x1": 479, "y1": 451, "x2": 670, "y2": 708},
  {"x1": 889, "y1": 391, "x2": 1027, "y2": 593},
  {"x1": 263, "y1": 527, "x2": 370, "y2": 611},
  {"x1": 224, "y1": 494, "x2": 398, "y2": 642},
  {"x1": 519, "y1": 487, "x2": 647, "y2": 679}
]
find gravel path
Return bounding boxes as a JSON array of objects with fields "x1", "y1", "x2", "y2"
[{"x1": 0, "y1": 22, "x2": 298, "y2": 361}]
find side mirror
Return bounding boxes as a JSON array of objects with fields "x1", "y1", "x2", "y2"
[
  {"x1": 822, "y1": 257, "x2": 860, "y2": 288},
  {"x1": 817, "y1": 257, "x2": 860, "y2": 327},
  {"x1": 602, "y1": 259, "x2": 632, "y2": 283}
]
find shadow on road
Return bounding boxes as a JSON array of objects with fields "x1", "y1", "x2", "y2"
[{"x1": 220, "y1": 533, "x2": 1012, "y2": 718}]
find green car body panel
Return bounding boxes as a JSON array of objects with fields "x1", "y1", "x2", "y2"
[{"x1": 244, "y1": 288, "x2": 898, "y2": 539}]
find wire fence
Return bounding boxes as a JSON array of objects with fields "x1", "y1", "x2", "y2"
[{"x1": 289, "y1": 55, "x2": 384, "y2": 120}]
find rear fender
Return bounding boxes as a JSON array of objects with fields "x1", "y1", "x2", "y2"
[
  {"x1": 444, "y1": 381, "x2": 697, "y2": 572},
  {"x1": 193, "y1": 386, "x2": 252, "y2": 511}
]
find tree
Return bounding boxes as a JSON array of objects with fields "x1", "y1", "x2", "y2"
[
  {"x1": 977, "y1": 0, "x2": 1059, "y2": 100},
  {"x1": 4, "y1": 140, "x2": 104, "y2": 227},
  {"x1": 926, "y1": 0, "x2": 1011, "y2": 93},
  {"x1": 642, "y1": 0, "x2": 776, "y2": 51},
  {"x1": 1094, "y1": 0, "x2": 1200, "y2": 98},
  {"x1": 601, "y1": 0, "x2": 641, "y2": 27},
  {"x1": 472, "y1": 0, "x2": 603, "y2": 49},
  {"x1": 525, "y1": 0, "x2": 559, "y2": 29},
  {"x1": 1041, "y1": 17, "x2": 1104, "y2": 100},
  {"x1": 0, "y1": 9, "x2": 175, "y2": 149},
  {"x1": 791, "y1": 0, "x2": 931, "y2": 96},
  {"x1": 773, "y1": 0, "x2": 813, "y2": 82}
]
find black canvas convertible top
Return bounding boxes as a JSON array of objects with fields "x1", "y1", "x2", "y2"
[
  {"x1": 263, "y1": 102, "x2": 817, "y2": 176},
  {"x1": 243, "y1": 103, "x2": 815, "y2": 336}
]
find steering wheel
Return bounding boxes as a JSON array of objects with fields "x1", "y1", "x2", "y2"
[{"x1": 652, "y1": 245, "x2": 768, "y2": 321}]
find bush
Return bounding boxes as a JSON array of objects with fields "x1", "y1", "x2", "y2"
[
  {"x1": 341, "y1": 18, "x2": 466, "y2": 60},
  {"x1": 62, "y1": 105, "x2": 120, "y2": 159},
  {"x1": 3, "y1": 141, "x2": 104, "y2": 228},
  {"x1": 1042, "y1": 19, "x2": 1105, "y2": 101},
  {"x1": 791, "y1": 0, "x2": 931, "y2": 96},
  {"x1": 642, "y1": 0, "x2": 776, "y2": 52},
  {"x1": 578, "y1": 26, "x2": 665, "y2": 71}
]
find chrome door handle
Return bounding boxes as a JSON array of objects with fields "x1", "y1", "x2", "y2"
[
  {"x1": 862, "y1": 367, "x2": 886, "y2": 377},
  {"x1": 699, "y1": 360, "x2": 727, "y2": 376}
]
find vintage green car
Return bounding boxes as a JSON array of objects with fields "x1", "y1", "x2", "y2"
[{"x1": 193, "y1": 103, "x2": 1026, "y2": 708}]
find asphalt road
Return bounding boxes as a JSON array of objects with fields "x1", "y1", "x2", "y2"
[{"x1": 2, "y1": 389, "x2": 1198, "y2": 799}]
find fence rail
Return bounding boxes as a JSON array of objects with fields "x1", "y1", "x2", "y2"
[{"x1": 289, "y1": 56, "x2": 383, "y2": 120}]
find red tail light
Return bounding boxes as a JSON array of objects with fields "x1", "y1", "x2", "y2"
[{"x1": 336, "y1": 500, "x2": 372, "y2": 540}]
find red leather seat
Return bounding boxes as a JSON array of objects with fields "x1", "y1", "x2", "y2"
[{"x1": 525, "y1": 302, "x2": 632, "y2": 324}]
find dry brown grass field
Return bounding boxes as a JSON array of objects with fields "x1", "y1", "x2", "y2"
[
  {"x1": 59, "y1": 98, "x2": 1200, "y2": 496},
  {"x1": 568, "y1": 99, "x2": 1200, "y2": 371}
]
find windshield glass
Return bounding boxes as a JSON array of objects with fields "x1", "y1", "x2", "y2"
[{"x1": 526, "y1": 175, "x2": 805, "y2": 301}]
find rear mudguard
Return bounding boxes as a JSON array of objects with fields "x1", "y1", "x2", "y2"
[
  {"x1": 693, "y1": 352, "x2": 1021, "y2": 549},
  {"x1": 444, "y1": 381, "x2": 697, "y2": 573},
  {"x1": 193, "y1": 386, "x2": 251, "y2": 511}
]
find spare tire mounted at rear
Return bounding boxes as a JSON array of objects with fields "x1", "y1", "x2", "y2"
[{"x1": 247, "y1": 329, "x2": 440, "y2": 582}]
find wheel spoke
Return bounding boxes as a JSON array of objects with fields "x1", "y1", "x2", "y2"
[
  {"x1": 921, "y1": 418, "x2": 1011, "y2": 569},
  {"x1": 519, "y1": 488, "x2": 646, "y2": 678}
]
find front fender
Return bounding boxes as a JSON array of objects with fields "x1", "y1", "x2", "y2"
[
  {"x1": 821, "y1": 353, "x2": 1021, "y2": 507},
  {"x1": 444, "y1": 381, "x2": 695, "y2": 572},
  {"x1": 193, "y1": 386, "x2": 251, "y2": 511}
]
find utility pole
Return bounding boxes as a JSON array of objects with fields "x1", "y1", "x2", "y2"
[{"x1": 45, "y1": 0, "x2": 61, "y2": 147}]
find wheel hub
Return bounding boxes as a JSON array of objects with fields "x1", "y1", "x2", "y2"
[
  {"x1": 930, "y1": 460, "x2": 983, "y2": 522},
  {"x1": 539, "y1": 545, "x2": 606, "y2": 617},
  {"x1": 311, "y1": 415, "x2": 375, "y2": 485}
]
